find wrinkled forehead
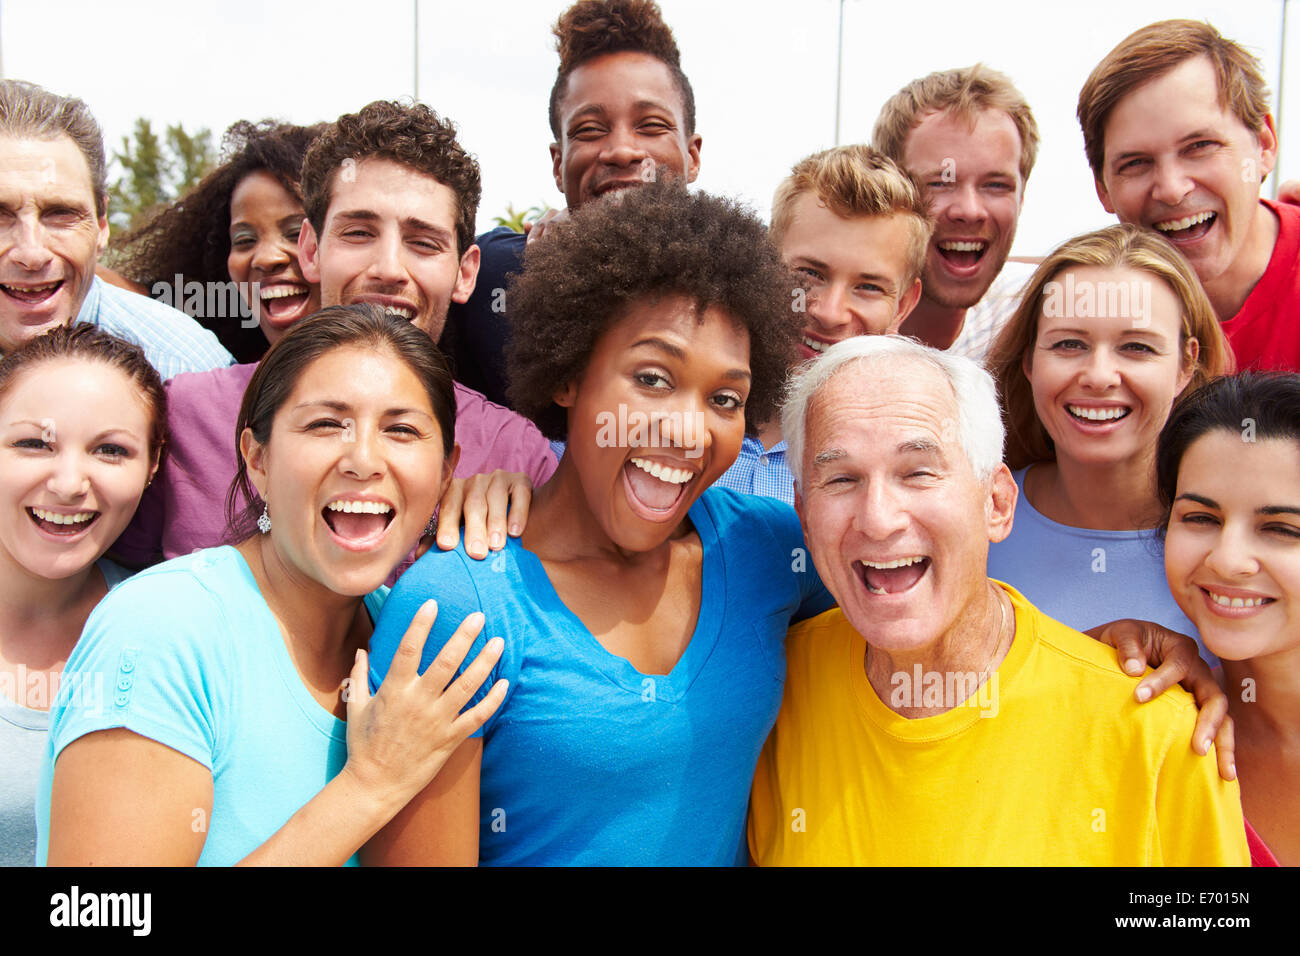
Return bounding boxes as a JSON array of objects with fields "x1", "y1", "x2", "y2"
[{"x1": 806, "y1": 357, "x2": 961, "y2": 450}]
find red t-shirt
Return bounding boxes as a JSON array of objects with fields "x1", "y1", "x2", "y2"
[{"x1": 1220, "y1": 199, "x2": 1300, "y2": 372}]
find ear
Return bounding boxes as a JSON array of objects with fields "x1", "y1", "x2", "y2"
[
  {"x1": 550, "y1": 142, "x2": 564, "y2": 193},
  {"x1": 1094, "y1": 175, "x2": 1116, "y2": 216},
  {"x1": 552, "y1": 378, "x2": 579, "y2": 409},
  {"x1": 299, "y1": 218, "x2": 322, "y2": 284},
  {"x1": 892, "y1": 277, "x2": 924, "y2": 330},
  {"x1": 986, "y1": 463, "x2": 1017, "y2": 544},
  {"x1": 1020, "y1": 343, "x2": 1034, "y2": 379},
  {"x1": 685, "y1": 133, "x2": 702, "y2": 184},
  {"x1": 95, "y1": 207, "x2": 109, "y2": 261},
  {"x1": 451, "y1": 243, "x2": 480, "y2": 305},
  {"x1": 1256, "y1": 113, "x2": 1279, "y2": 181},
  {"x1": 1175, "y1": 335, "x2": 1200, "y2": 397},
  {"x1": 440, "y1": 443, "x2": 462, "y2": 498},
  {"x1": 239, "y1": 426, "x2": 269, "y2": 501}
]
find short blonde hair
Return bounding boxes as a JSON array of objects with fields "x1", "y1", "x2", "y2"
[
  {"x1": 986, "y1": 224, "x2": 1236, "y2": 471},
  {"x1": 871, "y1": 64, "x2": 1039, "y2": 187},
  {"x1": 770, "y1": 145, "x2": 932, "y2": 287},
  {"x1": 1078, "y1": 20, "x2": 1271, "y2": 180}
]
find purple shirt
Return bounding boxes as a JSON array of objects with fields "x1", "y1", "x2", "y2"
[{"x1": 113, "y1": 363, "x2": 557, "y2": 566}]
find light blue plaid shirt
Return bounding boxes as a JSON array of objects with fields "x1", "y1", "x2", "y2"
[
  {"x1": 75, "y1": 277, "x2": 233, "y2": 380},
  {"x1": 713, "y1": 436, "x2": 795, "y2": 506}
]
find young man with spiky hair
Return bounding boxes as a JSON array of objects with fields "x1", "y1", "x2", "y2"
[
  {"x1": 443, "y1": 0, "x2": 700, "y2": 407},
  {"x1": 872, "y1": 65, "x2": 1040, "y2": 364},
  {"x1": 715, "y1": 145, "x2": 931, "y2": 505},
  {"x1": 1078, "y1": 19, "x2": 1299, "y2": 372}
]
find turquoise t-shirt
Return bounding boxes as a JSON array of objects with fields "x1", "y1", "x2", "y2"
[
  {"x1": 37, "y1": 546, "x2": 386, "y2": 866},
  {"x1": 368, "y1": 487, "x2": 834, "y2": 866}
]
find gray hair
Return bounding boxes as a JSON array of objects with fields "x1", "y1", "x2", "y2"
[
  {"x1": 781, "y1": 335, "x2": 1005, "y2": 486},
  {"x1": 0, "y1": 80, "x2": 107, "y2": 217}
]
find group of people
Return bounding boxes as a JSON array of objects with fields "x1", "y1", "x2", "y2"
[{"x1": 1, "y1": 0, "x2": 1297, "y2": 867}]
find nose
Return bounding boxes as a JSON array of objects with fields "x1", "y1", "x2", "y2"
[
  {"x1": 1078, "y1": 347, "x2": 1121, "y2": 391},
  {"x1": 652, "y1": 399, "x2": 710, "y2": 460},
  {"x1": 598, "y1": 125, "x2": 650, "y2": 171},
  {"x1": 1150, "y1": 158, "x2": 1194, "y2": 208},
  {"x1": 943, "y1": 182, "x2": 985, "y2": 225},
  {"x1": 365, "y1": 232, "x2": 406, "y2": 286},
  {"x1": 854, "y1": 478, "x2": 910, "y2": 541},
  {"x1": 338, "y1": 421, "x2": 385, "y2": 482},
  {"x1": 46, "y1": 451, "x2": 90, "y2": 500},
  {"x1": 807, "y1": 283, "x2": 851, "y2": 334},
  {"x1": 1204, "y1": 521, "x2": 1260, "y2": 581},
  {"x1": 250, "y1": 235, "x2": 292, "y2": 275},
  {"x1": 8, "y1": 214, "x2": 54, "y2": 272}
]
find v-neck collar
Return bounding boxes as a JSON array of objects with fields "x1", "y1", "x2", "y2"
[{"x1": 514, "y1": 494, "x2": 725, "y2": 703}]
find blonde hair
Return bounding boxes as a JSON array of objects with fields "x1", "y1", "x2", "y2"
[
  {"x1": 987, "y1": 224, "x2": 1235, "y2": 470},
  {"x1": 1078, "y1": 20, "x2": 1271, "y2": 180},
  {"x1": 871, "y1": 64, "x2": 1039, "y2": 187},
  {"x1": 770, "y1": 145, "x2": 932, "y2": 286}
]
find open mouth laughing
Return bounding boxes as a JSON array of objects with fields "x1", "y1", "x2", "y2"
[
  {"x1": 1, "y1": 280, "x2": 63, "y2": 306},
  {"x1": 1153, "y1": 210, "x2": 1216, "y2": 243},
  {"x1": 855, "y1": 555, "x2": 931, "y2": 595},
  {"x1": 621, "y1": 455, "x2": 698, "y2": 520},
  {"x1": 320, "y1": 496, "x2": 396, "y2": 551},
  {"x1": 935, "y1": 239, "x2": 988, "y2": 271},
  {"x1": 27, "y1": 506, "x2": 99, "y2": 536},
  {"x1": 259, "y1": 282, "x2": 312, "y2": 320}
]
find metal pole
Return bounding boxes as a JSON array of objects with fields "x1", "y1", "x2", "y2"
[
  {"x1": 833, "y1": 0, "x2": 845, "y2": 145},
  {"x1": 1276, "y1": 0, "x2": 1289, "y2": 199},
  {"x1": 413, "y1": 0, "x2": 420, "y2": 102}
]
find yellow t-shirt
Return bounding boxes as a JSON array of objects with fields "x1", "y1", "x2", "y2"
[{"x1": 748, "y1": 583, "x2": 1249, "y2": 866}]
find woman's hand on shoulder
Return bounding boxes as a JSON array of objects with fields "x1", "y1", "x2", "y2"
[{"x1": 422, "y1": 470, "x2": 534, "y2": 560}]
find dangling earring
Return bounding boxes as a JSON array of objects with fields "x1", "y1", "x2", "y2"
[
  {"x1": 257, "y1": 504, "x2": 271, "y2": 534},
  {"x1": 424, "y1": 513, "x2": 437, "y2": 538}
]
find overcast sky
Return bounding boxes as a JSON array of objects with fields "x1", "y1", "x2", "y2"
[{"x1": 3, "y1": 0, "x2": 1296, "y2": 256}]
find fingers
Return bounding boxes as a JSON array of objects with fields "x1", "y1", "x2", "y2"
[
  {"x1": 439, "y1": 636, "x2": 505, "y2": 717},
  {"x1": 459, "y1": 474, "x2": 492, "y2": 559},
  {"x1": 481, "y1": 472, "x2": 514, "y2": 553},
  {"x1": 453, "y1": 677, "x2": 509, "y2": 740},
  {"x1": 435, "y1": 479, "x2": 466, "y2": 552},
  {"x1": 1089, "y1": 619, "x2": 1148, "y2": 676},
  {"x1": 504, "y1": 473, "x2": 533, "y2": 538},
  {"x1": 1213, "y1": 713, "x2": 1237, "y2": 781},
  {"x1": 346, "y1": 647, "x2": 372, "y2": 718},
  {"x1": 417, "y1": 611, "x2": 486, "y2": 692},
  {"x1": 1134, "y1": 644, "x2": 1192, "y2": 704},
  {"x1": 387, "y1": 600, "x2": 440, "y2": 680}
]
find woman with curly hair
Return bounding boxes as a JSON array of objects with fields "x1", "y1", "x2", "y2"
[
  {"x1": 112, "y1": 120, "x2": 324, "y2": 364},
  {"x1": 364, "y1": 178, "x2": 834, "y2": 866},
  {"x1": 986, "y1": 225, "x2": 1234, "y2": 659}
]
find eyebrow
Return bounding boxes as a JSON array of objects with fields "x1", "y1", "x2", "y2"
[
  {"x1": 898, "y1": 438, "x2": 941, "y2": 455},
  {"x1": 1176, "y1": 493, "x2": 1300, "y2": 517},
  {"x1": 332, "y1": 209, "x2": 452, "y2": 240},
  {"x1": 812, "y1": 447, "x2": 846, "y2": 467},
  {"x1": 630, "y1": 337, "x2": 751, "y2": 382},
  {"x1": 292, "y1": 400, "x2": 432, "y2": 418},
  {"x1": 1110, "y1": 130, "x2": 1219, "y2": 164}
]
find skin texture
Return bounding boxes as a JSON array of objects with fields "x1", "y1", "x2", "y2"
[
  {"x1": 549, "y1": 51, "x2": 701, "y2": 212},
  {"x1": 46, "y1": 345, "x2": 508, "y2": 865},
  {"x1": 1164, "y1": 432, "x2": 1300, "y2": 863},
  {"x1": 299, "y1": 157, "x2": 479, "y2": 342},
  {"x1": 793, "y1": 358, "x2": 1017, "y2": 712},
  {"x1": 227, "y1": 171, "x2": 320, "y2": 344},
  {"x1": 780, "y1": 194, "x2": 923, "y2": 361},
  {"x1": 0, "y1": 135, "x2": 108, "y2": 352},
  {"x1": 1021, "y1": 264, "x2": 1195, "y2": 530},
  {"x1": 364, "y1": 297, "x2": 751, "y2": 865},
  {"x1": 898, "y1": 108, "x2": 1022, "y2": 347},
  {"x1": 1095, "y1": 56, "x2": 1279, "y2": 320}
]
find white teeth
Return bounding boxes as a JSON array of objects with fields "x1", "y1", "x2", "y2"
[
  {"x1": 1155, "y1": 211, "x2": 1215, "y2": 232},
  {"x1": 325, "y1": 500, "x2": 393, "y2": 514},
  {"x1": 803, "y1": 336, "x2": 829, "y2": 354},
  {"x1": 1068, "y1": 405, "x2": 1130, "y2": 422},
  {"x1": 382, "y1": 306, "x2": 414, "y2": 320},
  {"x1": 861, "y1": 555, "x2": 925, "y2": 570},
  {"x1": 629, "y1": 457, "x2": 694, "y2": 484},
  {"x1": 260, "y1": 285, "x2": 308, "y2": 300},
  {"x1": 31, "y1": 507, "x2": 96, "y2": 525},
  {"x1": 938, "y1": 240, "x2": 986, "y2": 252},
  {"x1": 1208, "y1": 590, "x2": 1267, "y2": 609},
  {"x1": 3, "y1": 281, "x2": 59, "y2": 292}
]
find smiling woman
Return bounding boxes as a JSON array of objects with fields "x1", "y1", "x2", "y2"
[
  {"x1": 0, "y1": 323, "x2": 163, "y2": 865},
  {"x1": 362, "y1": 179, "x2": 835, "y2": 866},
  {"x1": 986, "y1": 224, "x2": 1234, "y2": 655},
  {"x1": 37, "y1": 305, "x2": 506, "y2": 866}
]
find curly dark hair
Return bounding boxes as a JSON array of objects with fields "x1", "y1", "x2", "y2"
[
  {"x1": 547, "y1": 0, "x2": 696, "y2": 139},
  {"x1": 300, "y1": 100, "x2": 480, "y2": 259},
  {"x1": 506, "y1": 178, "x2": 798, "y2": 440},
  {"x1": 111, "y1": 120, "x2": 325, "y2": 363}
]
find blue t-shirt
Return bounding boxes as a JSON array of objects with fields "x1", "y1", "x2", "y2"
[
  {"x1": 368, "y1": 487, "x2": 833, "y2": 866},
  {"x1": 988, "y1": 466, "x2": 1212, "y2": 663},
  {"x1": 37, "y1": 547, "x2": 387, "y2": 866}
]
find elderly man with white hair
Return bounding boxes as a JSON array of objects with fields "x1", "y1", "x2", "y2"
[{"x1": 747, "y1": 335, "x2": 1249, "y2": 866}]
